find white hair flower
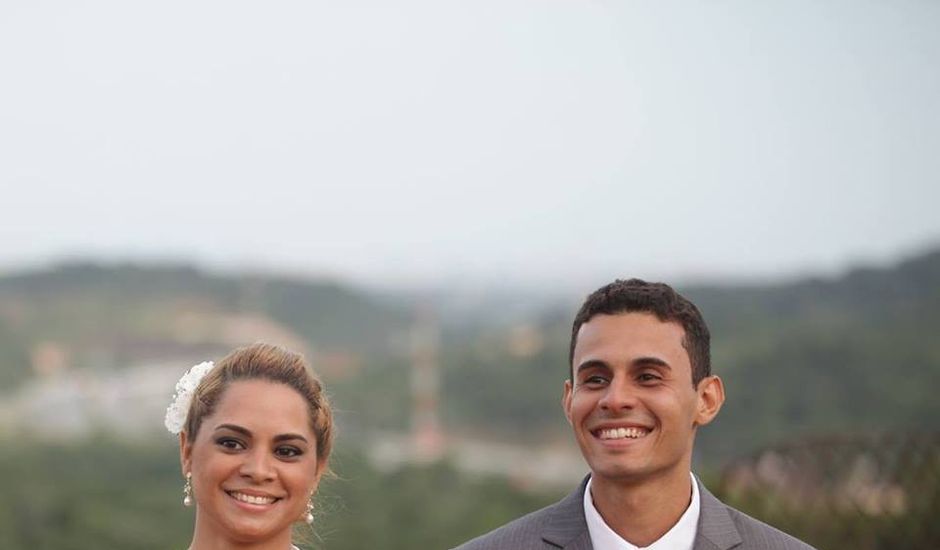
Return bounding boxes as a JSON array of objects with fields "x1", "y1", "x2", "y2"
[{"x1": 164, "y1": 361, "x2": 215, "y2": 434}]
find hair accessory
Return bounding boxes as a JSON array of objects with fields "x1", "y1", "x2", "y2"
[
  {"x1": 164, "y1": 361, "x2": 215, "y2": 434},
  {"x1": 183, "y1": 472, "x2": 194, "y2": 507},
  {"x1": 304, "y1": 499, "x2": 314, "y2": 524}
]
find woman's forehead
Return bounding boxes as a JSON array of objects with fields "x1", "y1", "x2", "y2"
[{"x1": 207, "y1": 379, "x2": 314, "y2": 436}]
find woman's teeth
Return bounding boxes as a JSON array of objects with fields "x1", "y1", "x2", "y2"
[{"x1": 228, "y1": 491, "x2": 277, "y2": 505}]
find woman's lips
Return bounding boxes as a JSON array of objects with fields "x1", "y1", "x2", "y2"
[{"x1": 226, "y1": 490, "x2": 280, "y2": 506}]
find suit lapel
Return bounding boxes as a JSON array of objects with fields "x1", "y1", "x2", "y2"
[
  {"x1": 693, "y1": 480, "x2": 743, "y2": 550},
  {"x1": 543, "y1": 475, "x2": 743, "y2": 550},
  {"x1": 541, "y1": 475, "x2": 593, "y2": 549}
]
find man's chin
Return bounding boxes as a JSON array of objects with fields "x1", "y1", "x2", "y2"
[
  {"x1": 587, "y1": 460, "x2": 651, "y2": 483},
  {"x1": 587, "y1": 453, "x2": 688, "y2": 485}
]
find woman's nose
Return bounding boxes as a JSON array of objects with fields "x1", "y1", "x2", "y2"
[{"x1": 239, "y1": 449, "x2": 275, "y2": 482}]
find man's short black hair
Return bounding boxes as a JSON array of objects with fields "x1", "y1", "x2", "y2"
[{"x1": 569, "y1": 278, "x2": 711, "y2": 386}]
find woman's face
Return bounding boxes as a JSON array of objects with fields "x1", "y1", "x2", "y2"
[{"x1": 180, "y1": 379, "x2": 324, "y2": 545}]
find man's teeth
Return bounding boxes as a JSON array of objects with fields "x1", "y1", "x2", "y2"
[
  {"x1": 229, "y1": 491, "x2": 277, "y2": 505},
  {"x1": 598, "y1": 427, "x2": 649, "y2": 440}
]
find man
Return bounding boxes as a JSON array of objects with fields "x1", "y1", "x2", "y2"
[{"x1": 455, "y1": 279, "x2": 815, "y2": 550}]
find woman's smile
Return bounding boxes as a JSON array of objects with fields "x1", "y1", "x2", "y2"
[{"x1": 226, "y1": 490, "x2": 281, "y2": 507}]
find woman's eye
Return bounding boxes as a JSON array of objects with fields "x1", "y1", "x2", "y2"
[
  {"x1": 275, "y1": 446, "x2": 302, "y2": 458},
  {"x1": 217, "y1": 438, "x2": 245, "y2": 450}
]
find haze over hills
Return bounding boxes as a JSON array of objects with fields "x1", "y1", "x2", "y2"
[
  {"x1": 0, "y1": 247, "x2": 937, "y2": 466},
  {"x1": 0, "y1": 262, "x2": 410, "y2": 391}
]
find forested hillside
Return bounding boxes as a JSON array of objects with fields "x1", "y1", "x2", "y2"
[
  {"x1": 438, "y1": 248, "x2": 940, "y2": 462},
  {"x1": 689, "y1": 249, "x2": 940, "y2": 457},
  {"x1": 0, "y1": 262, "x2": 409, "y2": 393},
  {"x1": 1, "y1": 250, "x2": 937, "y2": 464}
]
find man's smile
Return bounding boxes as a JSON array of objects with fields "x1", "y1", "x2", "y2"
[{"x1": 593, "y1": 426, "x2": 652, "y2": 440}]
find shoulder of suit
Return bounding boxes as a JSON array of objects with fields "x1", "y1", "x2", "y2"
[
  {"x1": 721, "y1": 503, "x2": 818, "y2": 550},
  {"x1": 450, "y1": 499, "x2": 562, "y2": 550}
]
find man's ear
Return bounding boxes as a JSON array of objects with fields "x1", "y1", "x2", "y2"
[
  {"x1": 693, "y1": 375, "x2": 725, "y2": 427},
  {"x1": 179, "y1": 431, "x2": 193, "y2": 476},
  {"x1": 562, "y1": 379, "x2": 574, "y2": 426}
]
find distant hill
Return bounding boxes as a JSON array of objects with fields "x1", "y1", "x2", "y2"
[
  {"x1": 0, "y1": 261, "x2": 410, "y2": 392},
  {"x1": 1, "y1": 250, "x2": 937, "y2": 466},
  {"x1": 438, "y1": 247, "x2": 940, "y2": 463},
  {"x1": 687, "y1": 248, "x2": 940, "y2": 458}
]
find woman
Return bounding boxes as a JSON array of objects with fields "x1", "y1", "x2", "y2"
[{"x1": 164, "y1": 343, "x2": 333, "y2": 550}]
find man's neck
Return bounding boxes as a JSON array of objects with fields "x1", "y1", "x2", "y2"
[{"x1": 589, "y1": 468, "x2": 694, "y2": 547}]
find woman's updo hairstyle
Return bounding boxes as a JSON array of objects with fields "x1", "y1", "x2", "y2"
[{"x1": 183, "y1": 343, "x2": 333, "y2": 462}]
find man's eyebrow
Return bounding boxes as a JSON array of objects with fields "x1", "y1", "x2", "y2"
[
  {"x1": 575, "y1": 359, "x2": 610, "y2": 374},
  {"x1": 576, "y1": 357, "x2": 671, "y2": 373},
  {"x1": 632, "y1": 356, "x2": 671, "y2": 369}
]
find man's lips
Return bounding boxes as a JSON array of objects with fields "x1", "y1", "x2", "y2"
[{"x1": 591, "y1": 425, "x2": 652, "y2": 440}]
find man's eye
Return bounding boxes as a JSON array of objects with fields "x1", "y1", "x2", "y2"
[
  {"x1": 584, "y1": 375, "x2": 608, "y2": 385},
  {"x1": 638, "y1": 373, "x2": 661, "y2": 382}
]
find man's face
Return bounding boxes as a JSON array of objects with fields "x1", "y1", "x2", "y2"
[{"x1": 563, "y1": 312, "x2": 722, "y2": 485}]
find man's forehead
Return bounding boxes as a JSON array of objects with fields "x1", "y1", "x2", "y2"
[
  {"x1": 577, "y1": 311, "x2": 685, "y2": 337},
  {"x1": 573, "y1": 312, "x2": 688, "y2": 358}
]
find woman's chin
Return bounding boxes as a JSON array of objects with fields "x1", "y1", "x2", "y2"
[{"x1": 207, "y1": 511, "x2": 294, "y2": 545}]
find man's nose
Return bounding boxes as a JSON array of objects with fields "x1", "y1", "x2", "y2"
[
  {"x1": 598, "y1": 377, "x2": 638, "y2": 411},
  {"x1": 240, "y1": 449, "x2": 276, "y2": 482}
]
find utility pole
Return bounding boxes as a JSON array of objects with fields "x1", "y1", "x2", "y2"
[{"x1": 410, "y1": 303, "x2": 444, "y2": 462}]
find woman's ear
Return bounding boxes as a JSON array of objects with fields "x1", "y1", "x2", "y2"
[
  {"x1": 179, "y1": 431, "x2": 193, "y2": 476},
  {"x1": 311, "y1": 458, "x2": 328, "y2": 492}
]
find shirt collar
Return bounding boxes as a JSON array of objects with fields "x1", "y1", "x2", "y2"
[{"x1": 583, "y1": 472, "x2": 701, "y2": 550}]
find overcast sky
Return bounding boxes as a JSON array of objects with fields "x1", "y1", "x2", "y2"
[{"x1": 1, "y1": 1, "x2": 938, "y2": 290}]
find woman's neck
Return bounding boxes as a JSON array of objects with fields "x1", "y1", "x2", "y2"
[{"x1": 188, "y1": 518, "x2": 295, "y2": 550}]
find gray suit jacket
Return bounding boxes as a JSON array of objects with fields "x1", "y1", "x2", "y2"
[{"x1": 453, "y1": 476, "x2": 815, "y2": 550}]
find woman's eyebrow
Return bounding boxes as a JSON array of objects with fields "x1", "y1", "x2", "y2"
[
  {"x1": 274, "y1": 433, "x2": 308, "y2": 443},
  {"x1": 214, "y1": 423, "x2": 252, "y2": 437},
  {"x1": 214, "y1": 424, "x2": 308, "y2": 444}
]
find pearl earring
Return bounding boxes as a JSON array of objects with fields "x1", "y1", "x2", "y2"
[
  {"x1": 183, "y1": 472, "x2": 193, "y2": 507},
  {"x1": 304, "y1": 499, "x2": 314, "y2": 524}
]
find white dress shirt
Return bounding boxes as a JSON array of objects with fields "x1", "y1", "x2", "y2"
[{"x1": 583, "y1": 472, "x2": 701, "y2": 550}]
